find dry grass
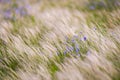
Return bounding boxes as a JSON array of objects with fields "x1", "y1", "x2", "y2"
[{"x1": 0, "y1": 0, "x2": 120, "y2": 80}]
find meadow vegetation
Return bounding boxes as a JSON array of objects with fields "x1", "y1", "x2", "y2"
[{"x1": 0, "y1": 0, "x2": 120, "y2": 80}]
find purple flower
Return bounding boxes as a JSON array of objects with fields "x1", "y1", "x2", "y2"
[
  {"x1": 75, "y1": 43, "x2": 80, "y2": 53},
  {"x1": 68, "y1": 46, "x2": 74, "y2": 52},
  {"x1": 71, "y1": 35, "x2": 78, "y2": 43},
  {"x1": 73, "y1": 35, "x2": 78, "y2": 39},
  {"x1": 15, "y1": 7, "x2": 27, "y2": 16},
  {"x1": 75, "y1": 48, "x2": 80, "y2": 53},
  {"x1": 79, "y1": 32, "x2": 82, "y2": 34},
  {"x1": 64, "y1": 46, "x2": 74, "y2": 55},
  {"x1": 20, "y1": 9, "x2": 27, "y2": 16},
  {"x1": 25, "y1": 5, "x2": 32, "y2": 10},
  {"x1": 98, "y1": 1, "x2": 105, "y2": 7},
  {"x1": 83, "y1": 36, "x2": 87, "y2": 41},
  {"x1": 80, "y1": 36, "x2": 87, "y2": 41},
  {"x1": 66, "y1": 46, "x2": 71, "y2": 52},
  {"x1": 71, "y1": 38, "x2": 76, "y2": 43},
  {"x1": 15, "y1": 8, "x2": 20, "y2": 14},
  {"x1": 115, "y1": 1, "x2": 120, "y2": 6},
  {"x1": 89, "y1": 6, "x2": 95, "y2": 10},
  {"x1": 63, "y1": 50, "x2": 67, "y2": 55},
  {"x1": 0, "y1": 0, "x2": 11, "y2": 3},
  {"x1": 93, "y1": 27, "x2": 97, "y2": 30},
  {"x1": 4, "y1": 9, "x2": 12, "y2": 19}
]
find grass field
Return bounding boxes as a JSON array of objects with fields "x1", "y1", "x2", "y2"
[{"x1": 0, "y1": 0, "x2": 120, "y2": 80}]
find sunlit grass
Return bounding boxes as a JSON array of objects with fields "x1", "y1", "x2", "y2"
[{"x1": 0, "y1": 0, "x2": 120, "y2": 80}]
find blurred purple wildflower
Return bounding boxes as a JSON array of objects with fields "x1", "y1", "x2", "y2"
[
  {"x1": 73, "y1": 35, "x2": 78, "y2": 39},
  {"x1": 63, "y1": 50, "x2": 67, "y2": 55},
  {"x1": 98, "y1": 1, "x2": 106, "y2": 7},
  {"x1": 4, "y1": 9, "x2": 13, "y2": 19},
  {"x1": 79, "y1": 32, "x2": 82, "y2": 34},
  {"x1": 0, "y1": 0, "x2": 11, "y2": 3},
  {"x1": 15, "y1": 8, "x2": 20, "y2": 14},
  {"x1": 89, "y1": 5, "x2": 95, "y2": 10},
  {"x1": 75, "y1": 43, "x2": 80, "y2": 53},
  {"x1": 67, "y1": 46, "x2": 74, "y2": 52},
  {"x1": 63, "y1": 46, "x2": 74, "y2": 55},
  {"x1": 93, "y1": 27, "x2": 97, "y2": 30},
  {"x1": 76, "y1": 48, "x2": 80, "y2": 53},
  {"x1": 25, "y1": 5, "x2": 32, "y2": 10},
  {"x1": 71, "y1": 38, "x2": 76, "y2": 43},
  {"x1": 20, "y1": 9, "x2": 27, "y2": 16},
  {"x1": 15, "y1": 7, "x2": 27, "y2": 16},
  {"x1": 71, "y1": 35, "x2": 79, "y2": 43},
  {"x1": 83, "y1": 36, "x2": 87, "y2": 41},
  {"x1": 80, "y1": 36, "x2": 87, "y2": 41},
  {"x1": 114, "y1": 1, "x2": 120, "y2": 6}
]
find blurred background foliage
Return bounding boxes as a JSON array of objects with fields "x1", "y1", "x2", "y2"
[{"x1": 0, "y1": 0, "x2": 120, "y2": 21}]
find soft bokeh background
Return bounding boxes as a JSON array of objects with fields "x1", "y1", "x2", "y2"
[{"x1": 0, "y1": 0, "x2": 120, "y2": 80}]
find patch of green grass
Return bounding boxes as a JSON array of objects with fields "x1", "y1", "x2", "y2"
[
  {"x1": 0, "y1": 54, "x2": 20, "y2": 80},
  {"x1": 27, "y1": 33, "x2": 41, "y2": 46},
  {"x1": 84, "y1": 0, "x2": 120, "y2": 11},
  {"x1": 11, "y1": 15, "x2": 36, "y2": 34},
  {"x1": 111, "y1": 43, "x2": 120, "y2": 71},
  {"x1": 0, "y1": 39, "x2": 7, "y2": 57},
  {"x1": 0, "y1": 38, "x2": 21, "y2": 79},
  {"x1": 21, "y1": 25, "x2": 49, "y2": 47},
  {"x1": 86, "y1": 12, "x2": 109, "y2": 35},
  {"x1": 112, "y1": 73, "x2": 120, "y2": 80},
  {"x1": 47, "y1": 59, "x2": 59, "y2": 80},
  {"x1": 106, "y1": 41, "x2": 120, "y2": 80}
]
